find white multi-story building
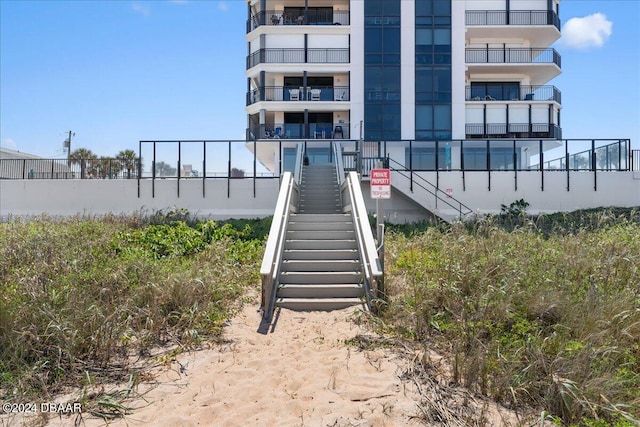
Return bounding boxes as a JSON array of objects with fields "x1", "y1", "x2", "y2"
[
  {"x1": 245, "y1": 0, "x2": 563, "y2": 168},
  {"x1": 240, "y1": 0, "x2": 639, "y2": 219}
]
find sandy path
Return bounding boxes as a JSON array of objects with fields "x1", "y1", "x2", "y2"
[
  {"x1": 41, "y1": 302, "x2": 424, "y2": 427},
  {"x1": 4, "y1": 297, "x2": 532, "y2": 427}
]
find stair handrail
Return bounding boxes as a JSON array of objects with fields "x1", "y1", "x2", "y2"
[
  {"x1": 260, "y1": 171, "x2": 297, "y2": 321},
  {"x1": 293, "y1": 142, "x2": 305, "y2": 183},
  {"x1": 386, "y1": 157, "x2": 474, "y2": 221},
  {"x1": 342, "y1": 171, "x2": 383, "y2": 309},
  {"x1": 333, "y1": 142, "x2": 346, "y2": 186}
]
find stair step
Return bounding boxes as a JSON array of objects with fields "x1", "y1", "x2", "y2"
[
  {"x1": 275, "y1": 297, "x2": 365, "y2": 312},
  {"x1": 284, "y1": 239, "x2": 358, "y2": 250},
  {"x1": 281, "y1": 259, "x2": 361, "y2": 272},
  {"x1": 289, "y1": 214, "x2": 351, "y2": 221},
  {"x1": 288, "y1": 221, "x2": 354, "y2": 231},
  {"x1": 279, "y1": 271, "x2": 362, "y2": 284},
  {"x1": 282, "y1": 248, "x2": 359, "y2": 260},
  {"x1": 286, "y1": 230, "x2": 353, "y2": 240},
  {"x1": 277, "y1": 284, "x2": 364, "y2": 299}
]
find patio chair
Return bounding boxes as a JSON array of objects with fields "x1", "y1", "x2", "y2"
[
  {"x1": 289, "y1": 89, "x2": 300, "y2": 101},
  {"x1": 333, "y1": 125, "x2": 344, "y2": 138},
  {"x1": 311, "y1": 89, "x2": 321, "y2": 101}
]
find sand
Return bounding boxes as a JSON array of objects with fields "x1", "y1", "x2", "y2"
[{"x1": 3, "y1": 296, "x2": 536, "y2": 427}]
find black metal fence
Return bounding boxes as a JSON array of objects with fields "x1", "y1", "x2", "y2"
[{"x1": 0, "y1": 158, "x2": 139, "y2": 180}]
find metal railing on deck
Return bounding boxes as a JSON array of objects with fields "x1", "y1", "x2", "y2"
[
  {"x1": 387, "y1": 158, "x2": 474, "y2": 221},
  {"x1": 466, "y1": 10, "x2": 560, "y2": 30},
  {"x1": 247, "y1": 48, "x2": 350, "y2": 69},
  {"x1": 0, "y1": 158, "x2": 139, "y2": 180}
]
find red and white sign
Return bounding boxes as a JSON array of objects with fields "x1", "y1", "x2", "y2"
[{"x1": 370, "y1": 168, "x2": 391, "y2": 199}]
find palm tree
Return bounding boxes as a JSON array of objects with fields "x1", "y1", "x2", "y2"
[
  {"x1": 154, "y1": 161, "x2": 176, "y2": 177},
  {"x1": 69, "y1": 148, "x2": 97, "y2": 179},
  {"x1": 116, "y1": 149, "x2": 139, "y2": 178}
]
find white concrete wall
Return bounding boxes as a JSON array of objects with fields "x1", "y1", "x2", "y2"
[
  {"x1": 0, "y1": 179, "x2": 280, "y2": 220},
  {"x1": 390, "y1": 171, "x2": 640, "y2": 219},
  {"x1": 3, "y1": 172, "x2": 637, "y2": 223}
]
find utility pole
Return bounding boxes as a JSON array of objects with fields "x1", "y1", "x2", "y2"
[{"x1": 65, "y1": 131, "x2": 74, "y2": 165}]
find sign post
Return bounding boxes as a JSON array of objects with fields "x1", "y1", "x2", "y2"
[{"x1": 370, "y1": 165, "x2": 390, "y2": 301}]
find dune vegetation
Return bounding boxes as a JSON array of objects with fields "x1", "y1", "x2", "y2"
[
  {"x1": 382, "y1": 209, "x2": 640, "y2": 426},
  {"x1": 1, "y1": 208, "x2": 638, "y2": 426}
]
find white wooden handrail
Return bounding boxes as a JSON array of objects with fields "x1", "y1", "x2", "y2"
[
  {"x1": 343, "y1": 171, "x2": 383, "y2": 308},
  {"x1": 260, "y1": 172, "x2": 297, "y2": 321}
]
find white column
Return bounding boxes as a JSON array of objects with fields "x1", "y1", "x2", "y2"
[
  {"x1": 451, "y1": 0, "x2": 467, "y2": 139},
  {"x1": 400, "y1": 1, "x2": 416, "y2": 140}
]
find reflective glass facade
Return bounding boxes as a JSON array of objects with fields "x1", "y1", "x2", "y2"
[
  {"x1": 415, "y1": 0, "x2": 452, "y2": 140},
  {"x1": 364, "y1": 0, "x2": 401, "y2": 140}
]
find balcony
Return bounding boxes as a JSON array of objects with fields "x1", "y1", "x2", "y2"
[
  {"x1": 249, "y1": 123, "x2": 351, "y2": 140},
  {"x1": 466, "y1": 123, "x2": 562, "y2": 139},
  {"x1": 466, "y1": 10, "x2": 560, "y2": 30},
  {"x1": 466, "y1": 85, "x2": 561, "y2": 103},
  {"x1": 466, "y1": 47, "x2": 560, "y2": 66},
  {"x1": 247, "y1": 48, "x2": 350, "y2": 69},
  {"x1": 466, "y1": 10, "x2": 561, "y2": 47},
  {"x1": 246, "y1": 86, "x2": 350, "y2": 105},
  {"x1": 466, "y1": 47, "x2": 561, "y2": 85},
  {"x1": 247, "y1": 9, "x2": 350, "y2": 32}
]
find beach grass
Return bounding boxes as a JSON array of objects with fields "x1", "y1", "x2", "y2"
[
  {"x1": 0, "y1": 213, "x2": 266, "y2": 402},
  {"x1": 381, "y1": 209, "x2": 640, "y2": 425}
]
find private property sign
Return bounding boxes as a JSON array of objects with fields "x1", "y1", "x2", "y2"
[{"x1": 370, "y1": 168, "x2": 391, "y2": 199}]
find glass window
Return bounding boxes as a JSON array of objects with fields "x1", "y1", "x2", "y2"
[
  {"x1": 416, "y1": 69, "x2": 433, "y2": 92},
  {"x1": 415, "y1": 0, "x2": 432, "y2": 16},
  {"x1": 365, "y1": 67, "x2": 382, "y2": 91},
  {"x1": 415, "y1": 16, "x2": 433, "y2": 25},
  {"x1": 433, "y1": 68, "x2": 451, "y2": 92},
  {"x1": 365, "y1": 28, "x2": 382, "y2": 52},
  {"x1": 416, "y1": 105, "x2": 433, "y2": 129},
  {"x1": 365, "y1": 0, "x2": 383, "y2": 16},
  {"x1": 433, "y1": 0, "x2": 450, "y2": 16},
  {"x1": 416, "y1": 28, "x2": 432, "y2": 45},
  {"x1": 434, "y1": 105, "x2": 451, "y2": 130}
]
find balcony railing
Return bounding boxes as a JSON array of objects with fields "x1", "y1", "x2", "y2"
[
  {"x1": 466, "y1": 85, "x2": 561, "y2": 103},
  {"x1": 247, "y1": 9, "x2": 350, "y2": 32},
  {"x1": 466, "y1": 123, "x2": 562, "y2": 139},
  {"x1": 247, "y1": 48, "x2": 350, "y2": 69},
  {"x1": 466, "y1": 48, "x2": 561, "y2": 67},
  {"x1": 466, "y1": 10, "x2": 560, "y2": 30},
  {"x1": 246, "y1": 85, "x2": 350, "y2": 105},
  {"x1": 248, "y1": 123, "x2": 350, "y2": 140}
]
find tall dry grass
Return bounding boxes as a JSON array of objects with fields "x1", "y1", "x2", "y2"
[
  {"x1": 383, "y1": 212, "x2": 640, "y2": 425},
  {"x1": 0, "y1": 215, "x2": 264, "y2": 401}
]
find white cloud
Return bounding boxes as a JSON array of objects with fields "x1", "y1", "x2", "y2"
[
  {"x1": 1, "y1": 138, "x2": 18, "y2": 150},
  {"x1": 218, "y1": 1, "x2": 228, "y2": 12},
  {"x1": 561, "y1": 13, "x2": 612, "y2": 50},
  {"x1": 131, "y1": 2, "x2": 151, "y2": 17}
]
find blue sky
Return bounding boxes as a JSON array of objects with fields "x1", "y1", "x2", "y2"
[{"x1": 1, "y1": 0, "x2": 638, "y2": 162}]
